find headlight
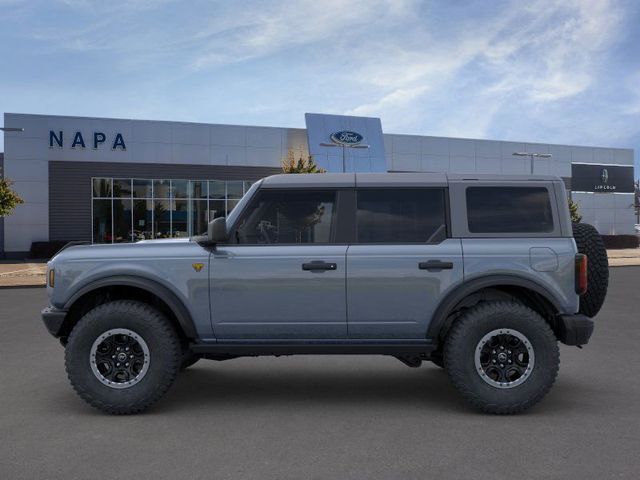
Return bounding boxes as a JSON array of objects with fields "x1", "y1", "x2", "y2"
[{"x1": 48, "y1": 269, "x2": 55, "y2": 288}]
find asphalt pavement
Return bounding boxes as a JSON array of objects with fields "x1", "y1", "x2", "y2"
[{"x1": 1, "y1": 267, "x2": 639, "y2": 479}]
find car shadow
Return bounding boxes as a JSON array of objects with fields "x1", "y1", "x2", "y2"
[{"x1": 154, "y1": 360, "x2": 475, "y2": 415}]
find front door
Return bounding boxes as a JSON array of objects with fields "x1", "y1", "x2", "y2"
[
  {"x1": 210, "y1": 188, "x2": 348, "y2": 339},
  {"x1": 346, "y1": 188, "x2": 463, "y2": 338}
]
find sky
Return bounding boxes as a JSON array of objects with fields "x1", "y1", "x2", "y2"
[{"x1": 1, "y1": 0, "x2": 639, "y2": 177}]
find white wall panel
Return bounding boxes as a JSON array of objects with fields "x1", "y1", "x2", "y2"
[
  {"x1": 211, "y1": 146, "x2": 246, "y2": 166},
  {"x1": 449, "y1": 138, "x2": 475, "y2": 157},
  {"x1": 392, "y1": 135, "x2": 420, "y2": 154},
  {"x1": 211, "y1": 125, "x2": 246, "y2": 147},
  {"x1": 500, "y1": 142, "x2": 525, "y2": 159},
  {"x1": 172, "y1": 122, "x2": 209, "y2": 145},
  {"x1": 421, "y1": 136, "x2": 449, "y2": 156},
  {"x1": 613, "y1": 149, "x2": 634, "y2": 165},
  {"x1": 392, "y1": 153, "x2": 419, "y2": 171},
  {"x1": 475, "y1": 140, "x2": 501, "y2": 158},
  {"x1": 449, "y1": 155, "x2": 475, "y2": 173},
  {"x1": 475, "y1": 157, "x2": 502, "y2": 174},
  {"x1": 501, "y1": 157, "x2": 527, "y2": 174},
  {"x1": 420, "y1": 154, "x2": 449, "y2": 172},
  {"x1": 246, "y1": 127, "x2": 283, "y2": 149}
]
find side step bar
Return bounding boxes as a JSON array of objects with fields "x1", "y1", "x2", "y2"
[{"x1": 190, "y1": 341, "x2": 437, "y2": 357}]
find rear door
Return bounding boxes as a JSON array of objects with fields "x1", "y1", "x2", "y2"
[{"x1": 346, "y1": 187, "x2": 463, "y2": 339}]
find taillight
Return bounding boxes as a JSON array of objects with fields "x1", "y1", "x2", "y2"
[{"x1": 575, "y1": 254, "x2": 587, "y2": 295}]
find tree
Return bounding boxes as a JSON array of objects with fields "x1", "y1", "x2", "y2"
[
  {"x1": 0, "y1": 178, "x2": 24, "y2": 217},
  {"x1": 569, "y1": 198, "x2": 582, "y2": 224},
  {"x1": 281, "y1": 150, "x2": 326, "y2": 174}
]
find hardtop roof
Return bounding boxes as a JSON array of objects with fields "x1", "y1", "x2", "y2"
[{"x1": 260, "y1": 172, "x2": 561, "y2": 188}]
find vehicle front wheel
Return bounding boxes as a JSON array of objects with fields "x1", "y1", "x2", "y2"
[
  {"x1": 444, "y1": 301, "x2": 559, "y2": 414},
  {"x1": 65, "y1": 300, "x2": 182, "y2": 414}
]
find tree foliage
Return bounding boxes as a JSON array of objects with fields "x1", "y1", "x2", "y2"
[
  {"x1": 0, "y1": 178, "x2": 24, "y2": 217},
  {"x1": 281, "y1": 150, "x2": 326, "y2": 174},
  {"x1": 569, "y1": 198, "x2": 582, "y2": 224}
]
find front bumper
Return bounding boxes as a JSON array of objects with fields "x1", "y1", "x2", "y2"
[
  {"x1": 556, "y1": 314, "x2": 594, "y2": 346},
  {"x1": 41, "y1": 306, "x2": 68, "y2": 338}
]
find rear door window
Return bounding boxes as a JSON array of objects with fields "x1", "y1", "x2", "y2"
[
  {"x1": 466, "y1": 187, "x2": 554, "y2": 233},
  {"x1": 356, "y1": 188, "x2": 447, "y2": 243}
]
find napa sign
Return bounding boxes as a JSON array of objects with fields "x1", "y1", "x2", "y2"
[{"x1": 49, "y1": 130, "x2": 127, "y2": 151}]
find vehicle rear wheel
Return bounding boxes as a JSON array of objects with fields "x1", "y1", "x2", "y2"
[
  {"x1": 572, "y1": 222, "x2": 609, "y2": 317},
  {"x1": 65, "y1": 300, "x2": 181, "y2": 414},
  {"x1": 444, "y1": 301, "x2": 559, "y2": 414}
]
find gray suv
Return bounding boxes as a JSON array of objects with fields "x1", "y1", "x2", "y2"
[{"x1": 42, "y1": 173, "x2": 608, "y2": 414}]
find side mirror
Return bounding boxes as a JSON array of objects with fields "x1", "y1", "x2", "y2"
[{"x1": 207, "y1": 217, "x2": 228, "y2": 243}]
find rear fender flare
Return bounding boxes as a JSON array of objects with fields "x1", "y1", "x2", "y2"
[{"x1": 427, "y1": 274, "x2": 563, "y2": 340}]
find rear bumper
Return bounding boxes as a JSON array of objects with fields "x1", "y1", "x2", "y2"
[
  {"x1": 41, "y1": 306, "x2": 68, "y2": 338},
  {"x1": 556, "y1": 314, "x2": 594, "y2": 346}
]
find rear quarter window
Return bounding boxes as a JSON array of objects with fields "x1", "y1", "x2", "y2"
[{"x1": 466, "y1": 186, "x2": 554, "y2": 233}]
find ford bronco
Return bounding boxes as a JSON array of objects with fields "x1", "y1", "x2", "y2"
[{"x1": 42, "y1": 173, "x2": 608, "y2": 414}]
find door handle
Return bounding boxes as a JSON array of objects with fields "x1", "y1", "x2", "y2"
[
  {"x1": 302, "y1": 261, "x2": 337, "y2": 272},
  {"x1": 419, "y1": 260, "x2": 454, "y2": 271}
]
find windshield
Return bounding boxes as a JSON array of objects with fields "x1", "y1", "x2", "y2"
[{"x1": 224, "y1": 179, "x2": 263, "y2": 231}]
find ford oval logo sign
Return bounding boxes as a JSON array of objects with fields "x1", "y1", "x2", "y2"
[{"x1": 330, "y1": 130, "x2": 364, "y2": 146}]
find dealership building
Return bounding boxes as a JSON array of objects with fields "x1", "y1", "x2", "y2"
[{"x1": 0, "y1": 112, "x2": 635, "y2": 258}]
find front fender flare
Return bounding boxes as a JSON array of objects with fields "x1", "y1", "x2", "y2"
[{"x1": 63, "y1": 275, "x2": 197, "y2": 339}]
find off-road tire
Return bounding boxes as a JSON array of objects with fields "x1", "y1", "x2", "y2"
[
  {"x1": 444, "y1": 301, "x2": 559, "y2": 414},
  {"x1": 572, "y1": 222, "x2": 609, "y2": 317},
  {"x1": 65, "y1": 300, "x2": 181, "y2": 415},
  {"x1": 180, "y1": 352, "x2": 201, "y2": 370}
]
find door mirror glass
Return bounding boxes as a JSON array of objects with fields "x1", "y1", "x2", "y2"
[{"x1": 208, "y1": 217, "x2": 227, "y2": 243}]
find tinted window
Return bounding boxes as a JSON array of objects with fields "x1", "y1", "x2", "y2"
[
  {"x1": 235, "y1": 190, "x2": 336, "y2": 244},
  {"x1": 466, "y1": 187, "x2": 554, "y2": 233},
  {"x1": 356, "y1": 189, "x2": 447, "y2": 243}
]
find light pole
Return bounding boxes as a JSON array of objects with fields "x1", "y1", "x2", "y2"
[
  {"x1": 320, "y1": 142, "x2": 370, "y2": 172},
  {"x1": 512, "y1": 151, "x2": 552, "y2": 174}
]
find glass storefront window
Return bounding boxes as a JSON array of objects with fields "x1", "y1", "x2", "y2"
[
  {"x1": 92, "y1": 177, "x2": 253, "y2": 243},
  {"x1": 209, "y1": 200, "x2": 226, "y2": 219},
  {"x1": 154, "y1": 180, "x2": 171, "y2": 199},
  {"x1": 173, "y1": 180, "x2": 188, "y2": 199},
  {"x1": 113, "y1": 179, "x2": 132, "y2": 198},
  {"x1": 92, "y1": 199, "x2": 112, "y2": 243},
  {"x1": 227, "y1": 199, "x2": 240, "y2": 215},
  {"x1": 133, "y1": 179, "x2": 152, "y2": 198},
  {"x1": 133, "y1": 199, "x2": 153, "y2": 240},
  {"x1": 190, "y1": 199, "x2": 208, "y2": 236},
  {"x1": 227, "y1": 181, "x2": 244, "y2": 199},
  {"x1": 209, "y1": 180, "x2": 225, "y2": 199},
  {"x1": 191, "y1": 181, "x2": 208, "y2": 199},
  {"x1": 113, "y1": 198, "x2": 133, "y2": 243},
  {"x1": 172, "y1": 200, "x2": 188, "y2": 237},
  {"x1": 93, "y1": 178, "x2": 112, "y2": 198},
  {"x1": 153, "y1": 200, "x2": 171, "y2": 238}
]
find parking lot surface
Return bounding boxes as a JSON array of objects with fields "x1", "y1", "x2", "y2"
[{"x1": 1, "y1": 267, "x2": 639, "y2": 480}]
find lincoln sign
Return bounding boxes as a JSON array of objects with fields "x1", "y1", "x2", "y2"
[{"x1": 571, "y1": 163, "x2": 634, "y2": 193}]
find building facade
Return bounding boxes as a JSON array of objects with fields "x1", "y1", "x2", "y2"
[{"x1": 1, "y1": 112, "x2": 635, "y2": 258}]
